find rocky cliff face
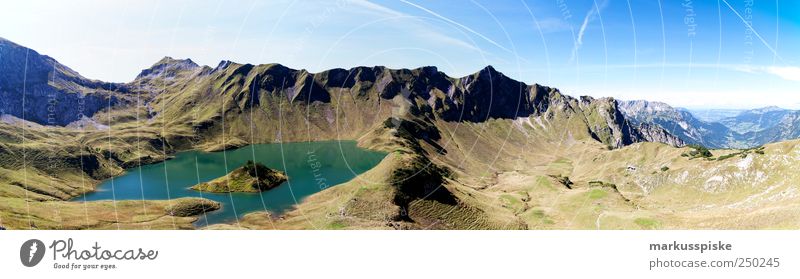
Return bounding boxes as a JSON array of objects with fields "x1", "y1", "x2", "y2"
[
  {"x1": 635, "y1": 123, "x2": 686, "y2": 147},
  {"x1": 619, "y1": 100, "x2": 733, "y2": 148},
  {"x1": 621, "y1": 100, "x2": 800, "y2": 148},
  {"x1": 0, "y1": 37, "x2": 126, "y2": 126},
  {"x1": 130, "y1": 59, "x2": 682, "y2": 148},
  {"x1": 0, "y1": 36, "x2": 684, "y2": 149},
  {"x1": 577, "y1": 96, "x2": 642, "y2": 148}
]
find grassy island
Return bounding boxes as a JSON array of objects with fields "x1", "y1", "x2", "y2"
[{"x1": 191, "y1": 161, "x2": 288, "y2": 193}]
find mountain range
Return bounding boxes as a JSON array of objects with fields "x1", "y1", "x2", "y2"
[
  {"x1": 0, "y1": 38, "x2": 128, "y2": 126},
  {"x1": 620, "y1": 100, "x2": 800, "y2": 149},
  {"x1": 5, "y1": 35, "x2": 797, "y2": 151},
  {"x1": 1, "y1": 37, "x2": 799, "y2": 230}
]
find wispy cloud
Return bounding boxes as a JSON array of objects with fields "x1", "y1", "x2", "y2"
[
  {"x1": 347, "y1": 0, "x2": 483, "y2": 53},
  {"x1": 731, "y1": 65, "x2": 800, "y2": 81},
  {"x1": 346, "y1": 0, "x2": 404, "y2": 17},
  {"x1": 534, "y1": 18, "x2": 572, "y2": 34},
  {"x1": 570, "y1": 0, "x2": 608, "y2": 63},
  {"x1": 765, "y1": 66, "x2": 800, "y2": 81},
  {"x1": 572, "y1": 63, "x2": 800, "y2": 82},
  {"x1": 399, "y1": 0, "x2": 514, "y2": 54}
]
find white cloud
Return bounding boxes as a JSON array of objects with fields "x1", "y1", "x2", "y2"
[
  {"x1": 730, "y1": 65, "x2": 800, "y2": 82},
  {"x1": 565, "y1": 86, "x2": 800, "y2": 110},
  {"x1": 571, "y1": 63, "x2": 800, "y2": 82},
  {"x1": 765, "y1": 66, "x2": 800, "y2": 82},
  {"x1": 570, "y1": 0, "x2": 608, "y2": 63}
]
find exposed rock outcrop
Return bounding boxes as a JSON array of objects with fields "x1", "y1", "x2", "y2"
[
  {"x1": 131, "y1": 58, "x2": 677, "y2": 149},
  {"x1": 636, "y1": 123, "x2": 686, "y2": 147},
  {"x1": 0, "y1": 37, "x2": 126, "y2": 126},
  {"x1": 619, "y1": 100, "x2": 733, "y2": 148}
]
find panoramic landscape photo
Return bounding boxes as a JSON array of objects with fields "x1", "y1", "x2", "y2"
[{"x1": 0, "y1": 0, "x2": 798, "y2": 230}]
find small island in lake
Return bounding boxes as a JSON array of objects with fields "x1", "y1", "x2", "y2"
[{"x1": 191, "y1": 160, "x2": 288, "y2": 193}]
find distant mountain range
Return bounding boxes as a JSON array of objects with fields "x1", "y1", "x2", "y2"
[
  {"x1": 2, "y1": 36, "x2": 799, "y2": 150},
  {"x1": 684, "y1": 108, "x2": 745, "y2": 123},
  {"x1": 620, "y1": 100, "x2": 800, "y2": 148}
]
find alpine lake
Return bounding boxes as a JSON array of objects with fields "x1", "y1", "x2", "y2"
[{"x1": 75, "y1": 141, "x2": 387, "y2": 226}]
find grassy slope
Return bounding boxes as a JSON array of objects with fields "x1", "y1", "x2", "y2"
[
  {"x1": 0, "y1": 118, "x2": 224, "y2": 229},
  {"x1": 0, "y1": 197, "x2": 219, "y2": 229},
  {"x1": 226, "y1": 112, "x2": 800, "y2": 230},
  {"x1": 0, "y1": 62, "x2": 393, "y2": 229},
  {"x1": 1, "y1": 60, "x2": 798, "y2": 229},
  {"x1": 5, "y1": 97, "x2": 798, "y2": 229},
  {"x1": 218, "y1": 117, "x2": 508, "y2": 230}
]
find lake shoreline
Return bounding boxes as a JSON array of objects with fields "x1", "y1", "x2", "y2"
[
  {"x1": 73, "y1": 140, "x2": 387, "y2": 227},
  {"x1": 68, "y1": 139, "x2": 363, "y2": 200}
]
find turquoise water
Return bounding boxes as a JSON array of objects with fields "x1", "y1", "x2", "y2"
[{"x1": 75, "y1": 141, "x2": 386, "y2": 226}]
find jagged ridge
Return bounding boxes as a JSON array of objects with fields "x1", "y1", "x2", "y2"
[{"x1": 128, "y1": 57, "x2": 683, "y2": 148}]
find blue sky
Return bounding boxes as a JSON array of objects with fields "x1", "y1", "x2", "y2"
[{"x1": 1, "y1": 0, "x2": 798, "y2": 108}]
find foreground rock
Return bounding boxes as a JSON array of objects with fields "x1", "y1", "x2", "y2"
[
  {"x1": 191, "y1": 161, "x2": 288, "y2": 193},
  {"x1": 164, "y1": 198, "x2": 222, "y2": 217}
]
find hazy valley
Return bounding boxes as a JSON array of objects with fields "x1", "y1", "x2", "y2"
[{"x1": 621, "y1": 100, "x2": 800, "y2": 149}]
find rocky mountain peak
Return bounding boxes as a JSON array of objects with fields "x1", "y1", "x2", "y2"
[
  {"x1": 415, "y1": 66, "x2": 439, "y2": 76},
  {"x1": 0, "y1": 37, "x2": 57, "y2": 85},
  {"x1": 0, "y1": 38, "x2": 122, "y2": 126},
  {"x1": 619, "y1": 100, "x2": 675, "y2": 115},
  {"x1": 469, "y1": 65, "x2": 502, "y2": 81},
  {"x1": 136, "y1": 56, "x2": 200, "y2": 80},
  {"x1": 0, "y1": 37, "x2": 689, "y2": 148},
  {"x1": 215, "y1": 60, "x2": 235, "y2": 71}
]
